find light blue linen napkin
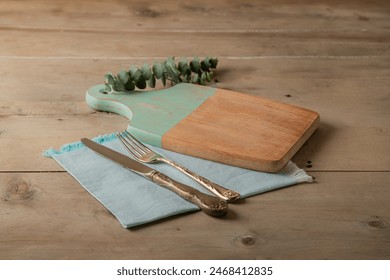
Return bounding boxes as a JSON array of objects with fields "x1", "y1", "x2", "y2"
[{"x1": 44, "y1": 133, "x2": 313, "y2": 228}]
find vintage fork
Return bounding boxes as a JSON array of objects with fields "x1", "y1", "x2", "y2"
[{"x1": 116, "y1": 130, "x2": 240, "y2": 202}]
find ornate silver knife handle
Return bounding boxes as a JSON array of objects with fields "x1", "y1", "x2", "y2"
[
  {"x1": 160, "y1": 158, "x2": 240, "y2": 202},
  {"x1": 149, "y1": 170, "x2": 228, "y2": 217}
]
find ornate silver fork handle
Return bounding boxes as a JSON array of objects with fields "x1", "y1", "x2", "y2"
[
  {"x1": 116, "y1": 130, "x2": 240, "y2": 202},
  {"x1": 158, "y1": 157, "x2": 240, "y2": 202}
]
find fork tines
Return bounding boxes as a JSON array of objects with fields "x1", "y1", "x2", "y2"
[{"x1": 116, "y1": 131, "x2": 149, "y2": 158}]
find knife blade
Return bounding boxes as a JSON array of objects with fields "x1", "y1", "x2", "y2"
[{"x1": 81, "y1": 138, "x2": 228, "y2": 217}]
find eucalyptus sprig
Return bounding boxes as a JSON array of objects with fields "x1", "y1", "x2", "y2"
[{"x1": 103, "y1": 56, "x2": 218, "y2": 93}]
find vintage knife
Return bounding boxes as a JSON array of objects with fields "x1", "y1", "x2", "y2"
[{"x1": 81, "y1": 138, "x2": 228, "y2": 217}]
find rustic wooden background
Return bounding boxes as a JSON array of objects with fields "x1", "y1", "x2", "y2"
[{"x1": 0, "y1": 0, "x2": 389, "y2": 259}]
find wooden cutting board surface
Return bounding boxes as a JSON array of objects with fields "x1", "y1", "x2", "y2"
[{"x1": 86, "y1": 83, "x2": 319, "y2": 172}]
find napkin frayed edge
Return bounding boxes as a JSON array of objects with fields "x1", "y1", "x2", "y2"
[
  {"x1": 282, "y1": 161, "x2": 314, "y2": 183},
  {"x1": 43, "y1": 133, "x2": 117, "y2": 158}
]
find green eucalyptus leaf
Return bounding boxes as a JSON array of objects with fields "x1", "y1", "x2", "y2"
[
  {"x1": 184, "y1": 74, "x2": 192, "y2": 83},
  {"x1": 130, "y1": 67, "x2": 142, "y2": 81},
  {"x1": 191, "y1": 73, "x2": 199, "y2": 84},
  {"x1": 200, "y1": 72, "x2": 207, "y2": 85},
  {"x1": 201, "y1": 60, "x2": 211, "y2": 72},
  {"x1": 141, "y1": 63, "x2": 152, "y2": 80},
  {"x1": 117, "y1": 69, "x2": 130, "y2": 85},
  {"x1": 113, "y1": 79, "x2": 125, "y2": 92},
  {"x1": 161, "y1": 73, "x2": 166, "y2": 87},
  {"x1": 104, "y1": 73, "x2": 115, "y2": 86},
  {"x1": 147, "y1": 75, "x2": 156, "y2": 88},
  {"x1": 178, "y1": 61, "x2": 191, "y2": 76},
  {"x1": 190, "y1": 60, "x2": 201, "y2": 73},
  {"x1": 166, "y1": 56, "x2": 176, "y2": 66},
  {"x1": 104, "y1": 84, "x2": 112, "y2": 93},
  {"x1": 124, "y1": 78, "x2": 135, "y2": 91},
  {"x1": 152, "y1": 63, "x2": 163, "y2": 79},
  {"x1": 165, "y1": 64, "x2": 180, "y2": 81},
  {"x1": 178, "y1": 61, "x2": 186, "y2": 74},
  {"x1": 165, "y1": 57, "x2": 179, "y2": 76},
  {"x1": 209, "y1": 57, "x2": 218, "y2": 68},
  {"x1": 135, "y1": 75, "x2": 146, "y2": 89},
  {"x1": 205, "y1": 71, "x2": 212, "y2": 82}
]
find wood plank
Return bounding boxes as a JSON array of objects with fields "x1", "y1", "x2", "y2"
[
  {"x1": 0, "y1": 29, "x2": 389, "y2": 58},
  {"x1": 0, "y1": 172, "x2": 389, "y2": 259},
  {"x1": 0, "y1": 0, "x2": 389, "y2": 31},
  {"x1": 1, "y1": 58, "x2": 388, "y2": 171},
  {"x1": 0, "y1": 115, "x2": 128, "y2": 172},
  {"x1": 1, "y1": 58, "x2": 389, "y2": 109}
]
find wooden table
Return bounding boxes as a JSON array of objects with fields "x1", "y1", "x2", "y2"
[{"x1": 1, "y1": 0, "x2": 389, "y2": 260}]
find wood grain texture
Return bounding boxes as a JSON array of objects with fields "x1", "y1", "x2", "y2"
[
  {"x1": 0, "y1": 29, "x2": 389, "y2": 58},
  {"x1": 0, "y1": 172, "x2": 388, "y2": 259},
  {"x1": 0, "y1": 115, "x2": 128, "y2": 172},
  {"x1": 163, "y1": 88, "x2": 319, "y2": 172},
  {"x1": 1, "y1": 0, "x2": 389, "y2": 31},
  {"x1": 0, "y1": 0, "x2": 389, "y2": 260}
]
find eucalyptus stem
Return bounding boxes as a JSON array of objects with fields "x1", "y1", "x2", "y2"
[{"x1": 103, "y1": 56, "x2": 218, "y2": 93}]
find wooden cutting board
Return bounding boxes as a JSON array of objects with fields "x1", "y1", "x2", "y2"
[{"x1": 86, "y1": 83, "x2": 319, "y2": 172}]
